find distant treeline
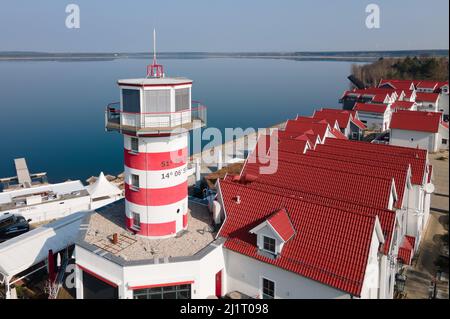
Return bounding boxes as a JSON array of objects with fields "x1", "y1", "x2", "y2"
[
  {"x1": 351, "y1": 56, "x2": 449, "y2": 87},
  {"x1": 1, "y1": 50, "x2": 448, "y2": 63}
]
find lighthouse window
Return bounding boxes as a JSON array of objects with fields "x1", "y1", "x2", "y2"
[
  {"x1": 130, "y1": 137, "x2": 139, "y2": 153},
  {"x1": 175, "y1": 88, "x2": 190, "y2": 111},
  {"x1": 132, "y1": 212, "x2": 141, "y2": 229},
  {"x1": 122, "y1": 89, "x2": 140, "y2": 113},
  {"x1": 131, "y1": 174, "x2": 140, "y2": 189},
  {"x1": 144, "y1": 89, "x2": 170, "y2": 113}
]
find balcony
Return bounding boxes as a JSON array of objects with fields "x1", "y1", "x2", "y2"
[{"x1": 105, "y1": 102, "x2": 207, "y2": 135}]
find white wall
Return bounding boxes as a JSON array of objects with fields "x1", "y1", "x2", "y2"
[
  {"x1": 438, "y1": 93, "x2": 449, "y2": 117},
  {"x1": 75, "y1": 242, "x2": 225, "y2": 299},
  {"x1": 390, "y1": 129, "x2": 438, "y2": 152},
  {"x1": 358, "y1": 111, "x2": 390, "y2": 131},
  {"x1": 224, "y1": 249, "x2": 351, "y2": 299}
]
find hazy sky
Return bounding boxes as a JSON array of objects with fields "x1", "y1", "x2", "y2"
[{"x1": 0, "y1": 0, "x2": 448, "y2": 52}]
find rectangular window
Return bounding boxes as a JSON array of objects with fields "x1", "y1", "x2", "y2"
[
  {"x1": 175, "y1": 88, "x2": 190, "y2": 111},
  {"x1": 131, "y1": 174, "x2": 139, "y2": 189},
  {"x1": 144, "y1": 89, "x2": 171, "y2": 113},
  {"x1": 132, "y1": 212, "x2": 140, "y2": 229},
  {"x1": 122, "y1": 89, "x2": 140, "y2": 113},
  {"x1": 263, "y1": 236, "x2": 276, "y2": 254},
  {"x1": 442, "y1": 139, "x2": 448, "y2": 145},
  {"x1": 133, "y1": 284, "x2": 191, "y2": 299},
  {"x1": 262, "y1": 278, "x2": 275, "y2": 299},
  {"x1": 130, "y1": 137, "x2": 139, "y2": 153}
]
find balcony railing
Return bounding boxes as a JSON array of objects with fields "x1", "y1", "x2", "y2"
[{"x1": 105, "y1": 101, "x2": 207, "y2": 134}]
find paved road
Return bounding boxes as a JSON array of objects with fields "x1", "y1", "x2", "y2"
[{"x1": 405, "y1": 151, "x2": 449, "y2": 299}]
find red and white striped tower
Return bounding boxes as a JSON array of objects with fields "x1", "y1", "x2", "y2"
[{"x1": 105, "y1": 31, "x2": 206, "y2": 238}]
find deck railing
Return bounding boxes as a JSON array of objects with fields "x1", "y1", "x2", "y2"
[{"x1": 105, "y1": 101, "x2": 206, "y2": 132}]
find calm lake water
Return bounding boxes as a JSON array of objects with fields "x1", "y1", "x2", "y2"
[{"x1": 0, "y1": 58, "x2": 356, "y2": 182}]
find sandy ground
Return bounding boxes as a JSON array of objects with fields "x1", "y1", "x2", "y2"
[{"x1": 404, "y1": 150, "x2": 449, "y2": 299}]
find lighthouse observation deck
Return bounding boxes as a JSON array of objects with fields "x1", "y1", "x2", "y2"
[{"x1": 105, "y1": 77, "x2": 206, "y2": 135}]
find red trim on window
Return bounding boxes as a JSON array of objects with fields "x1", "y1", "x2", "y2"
[
  {"x1": 128, "y1": 280, "x2": 194, "y2": 290},
  {"x1": 77, "y1": 264, "x2": 118, "y2": 288}
]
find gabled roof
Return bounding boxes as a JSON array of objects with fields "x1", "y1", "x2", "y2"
[
  {"x1": 371, "y1": 94, "x2": 390, "y2": 104},
  {"x1": 351, "y1": 117, "x2": 367, "y2": 130},
  {"x1": 285, "y1": 119, "x2": 330, "y2": 141},
  {"x1": 218, "y1": 178, "x2": 379, "y2": 297},
  {"x1": 415, "y1": 92, "x2": 439, "y2": 103},
  {"x1": 266, "y1": 208, "x2": 296, "y2": 242},
  {"x1": 378, "y1": 79, "x2": 415, "y2": 91},
  {"x1": 353, "y1": 103, "x2": 388, "y2": 114},
  {"x1": 390, "y1": 111, "x2": 442, "y2": 133},
  {"x1": 416, "y1": 81, "x2": 439, "y2": 90},
  {"x1": 330, "y1": 128, "x2": 348, "y2": 140},
  {"x1": 312, "y1": 109, "x2": 352, "y2": 129},
  {"x1": 242, "y1": 152, "x2": 396, "y2": 210},
  {"x1": 321, "y1": 139, "x2": 427, "y2": 185},
  {"x1": 226, "y1": 174, "x2": 396, "y2": 255},
  {"x1": 391, "y1": 101, "x2": 415, "y2": 110}
]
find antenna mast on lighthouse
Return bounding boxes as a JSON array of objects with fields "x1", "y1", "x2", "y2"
[{"x1": 147, "y1": 28, "x2": 164, "y2": 78}]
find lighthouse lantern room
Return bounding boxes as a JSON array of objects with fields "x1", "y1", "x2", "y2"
[{"x1": 105, "y1": 31, "x2": 206, "y2": 238}]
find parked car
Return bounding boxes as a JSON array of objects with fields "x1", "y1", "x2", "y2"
[{"x1": 0, "y1": 214, "x2": 31, "y2": 243}]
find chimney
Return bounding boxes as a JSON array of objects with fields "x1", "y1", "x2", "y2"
[{"x1": 112, "y1": 233, "x2": 119, "y2": 244}]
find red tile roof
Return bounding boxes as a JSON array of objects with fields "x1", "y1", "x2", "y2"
[
  {"x1": 280, "y1": 152, "x2": 408, "y2": 209},
  {"x1": 285, "y1": 119, "x2": 330, "y2": 141},
  {"x1": 330, "y1": 128, "x2": 348, "y2": 140},
  {"x1": 312, "y1": 109, "x2": 352, "y2": 129},
  {"x1": 378, "y1": 79, "x2": 415, "y2": 91},
  {"x1": 319, "y1": 139, "x2": 428, "y2": 185},
  {"x1": 390, "y1": 111, "x2": 442, "y2": 133},
  {"x1": 415, "y1": 92, "x2": 439, "y2": 103},
  {"x1": 353, "y1": 103, "x2": 388, "y2": 114},
  {"x1": 391, "y1": 101, "x2": 415, "y2": 110},
  {"x1": 218, "y1": 178, "x2": 377, "y2": 296},
  {"x1": 416, "y1": 81, "x2": 439, "y2": 90},
  {"x1": 242, "y1": 153, "x2": 395, "y2": 210},
  {"x1": 266, "y1": 209, "x2": 295, "y2": 242},
  {"x1": 371, "y1": 94, "x2": 389, "y2": 104},
  {"x1": 398, "y1": 235, "x2": 416, "y2": 265},
  {"x1": 351, "y1": 117, "x2": 367, "y2": 130},
  {"x1": 226, "y1": 175, "x2": 396, "y2": 255}
]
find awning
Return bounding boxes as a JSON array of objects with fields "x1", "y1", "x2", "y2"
[{"x1": 0, "y1": 211, "x2": 86, "y2": 280}]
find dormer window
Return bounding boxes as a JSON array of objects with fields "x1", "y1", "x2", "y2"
[
  {"x1": 263, "y1": 236, "x2": 276, "y2": 254},
  {"x1": 249, "y1": 208, "x2": 295, "y2": 258}
]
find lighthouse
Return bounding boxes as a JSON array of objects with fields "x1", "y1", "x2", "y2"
[{"x1": 105, "y1": 31, "x2": 206, "y2": 238}]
